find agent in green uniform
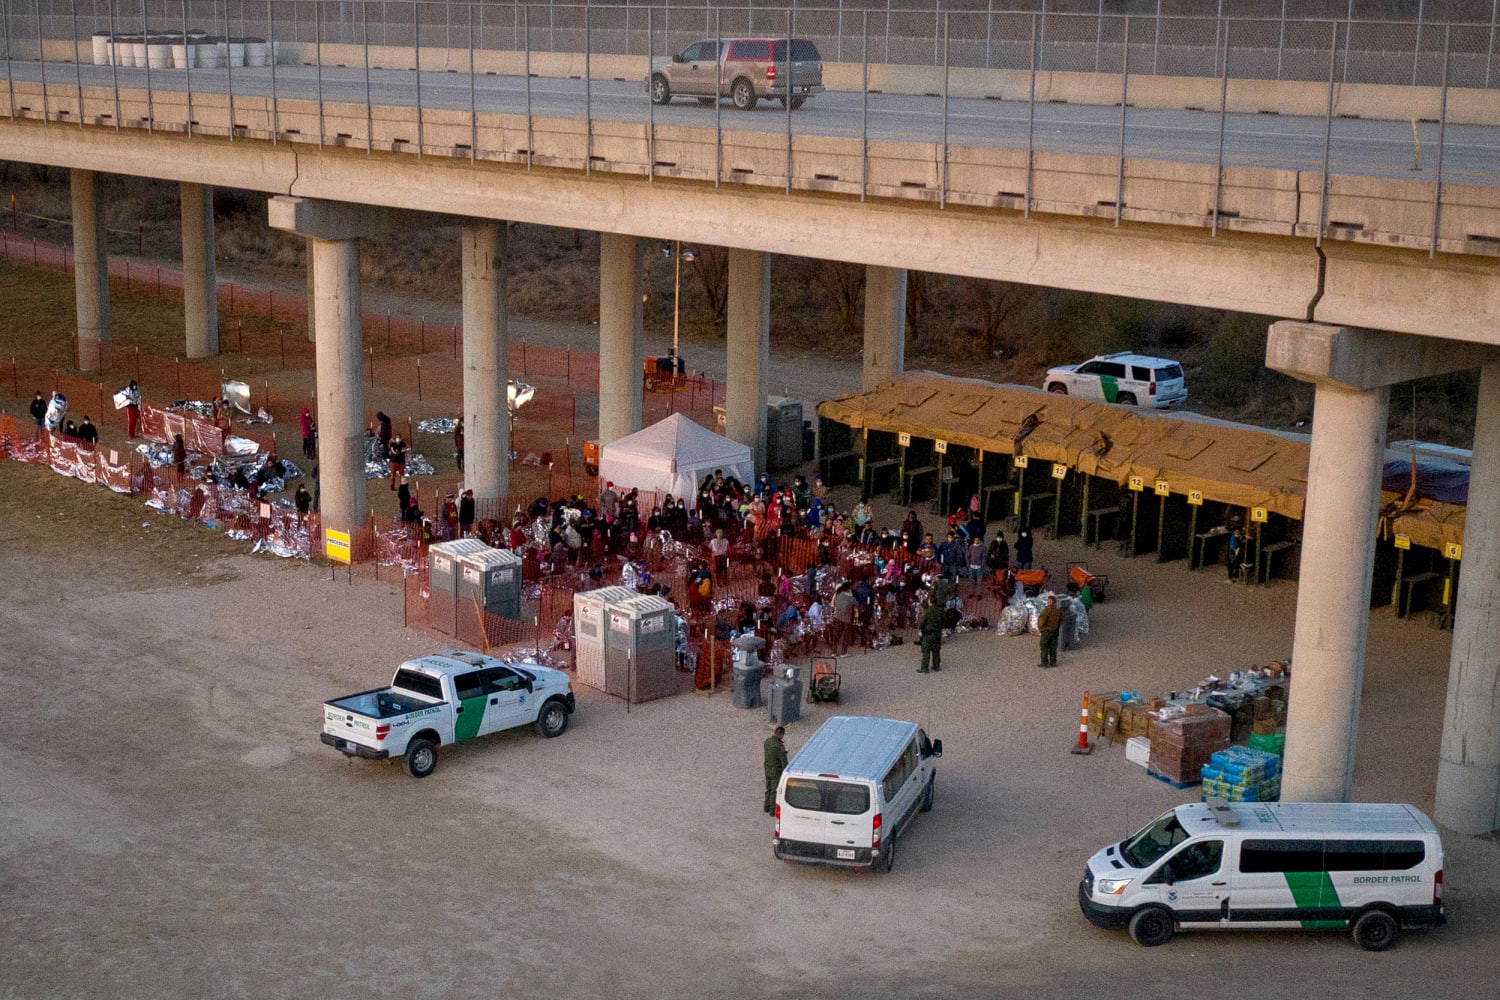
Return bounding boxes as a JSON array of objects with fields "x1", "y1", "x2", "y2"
[
  {"x1": 918, "y1": 597, "x2": 945, "y2": 673},
  {"x1": 764, "y1": 726, "x2": 789, "y2": 813}
]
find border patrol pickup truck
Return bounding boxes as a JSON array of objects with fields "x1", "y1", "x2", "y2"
[{"x1": 321, "y1": 649, "x2": 575, "y2": 778}]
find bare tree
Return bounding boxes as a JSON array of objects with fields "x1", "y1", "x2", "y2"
[
  {"x1": 961, "y1": 277, "x2": 1035, "y2": 357},
  {"x1": 811, "y1": 260, "x2": 866, "y2": 338},
  {"x1": 688, "y1": 246, "x2": 728, "y2": 326},
  {"x1": 905, "y1": 270, "x2": 932, "y2": 342}
]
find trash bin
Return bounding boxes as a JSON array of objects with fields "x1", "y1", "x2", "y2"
[{"x1": 768, "y1": 666, "x2": 803, "y2": 726}]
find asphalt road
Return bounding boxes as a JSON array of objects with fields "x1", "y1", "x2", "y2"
[{"x1": 8, "y1": 58, "x2": 1500, "y2": 186}]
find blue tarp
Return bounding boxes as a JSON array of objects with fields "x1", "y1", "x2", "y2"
[{"x1": 1382, "y1": 459, "x2": 1469, "y2": 505}]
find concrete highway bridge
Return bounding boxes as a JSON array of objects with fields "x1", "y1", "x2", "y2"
[{"x1": 3, "y1": 3, "x2": 1499, "y2": 835}]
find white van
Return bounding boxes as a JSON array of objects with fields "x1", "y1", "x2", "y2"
[
  {"x1": 1079, "y1": 800, "x2": 1446, "y2": 951},
  {"x1": 773, "y1": 715, "x2": 942, "y2": 872}
]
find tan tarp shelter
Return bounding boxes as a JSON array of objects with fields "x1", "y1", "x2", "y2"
[{"x1": 817, "y1": 371, "x2": 1466, "y2": 550}]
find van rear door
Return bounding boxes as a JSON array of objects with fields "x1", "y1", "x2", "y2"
[{"x1": 782, "y1": 777, "x2": 875, "y2": 858}]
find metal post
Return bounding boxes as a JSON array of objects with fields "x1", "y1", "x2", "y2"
[
  {"x1": 1317, "y1": 20, "x2": 1338, "y2": 249},
  {"x1": 647, "y1": 3, "x2": 655, "y2": 182},
  {"x1": 784, "y1": 10, "x2": 793, "y2": 195},
  {"x1": 1276, "y1": 0, "x2": 1286, "y2": 82},
  {"x1": 1116, "y1": 16, "x2": 1129, "y2": 227},
  {"x1": 1152, "y1": 0, "x2": 1160, "y2": 76},
  {"x1": 933, "y1": 0, "x2": 940, "y2": 65},
  {"x1": 1489, "y1": 0, "x2": 1499, "y2": 88},
  {"x1": 1026, "y1": 12, "x2": 1037, "y2": 219},
  {"x1": 415, "y1": 0, "x2": 424, "y2": 157},
  {"x1": 986, "y1": 0, "x2": 994, "y2": 70},
  {"x1": 364, "y1": 0, "x2": 373, "y2": 153},
  {"x1": 107, "y1": 0, "x2": 119, "y2": 130},
  {"x1": 525, "y1": 4, "x2": 533, "y2": 169},
  {"x1": 940, "y1": 12, "x2": 949, "y2": 208},
  {"x1": 672, "y1": 240, "x2": 681, "y2": 357},
  {"x1": 1038, "y1": 0, "x2": 1047, "y2": 71},
  {"x1": 35, "y1": 0, "x2": 49, "y2": 123},
  {"x1": 715, "y1": 9, "x2": 722, "y2": 189},
  {"x1": 468, "y1": 0, "x2": 476, "y2": 162},
  {"x1": 1342, "y1": 0, "x2": 1353, "y2": 84},
  {"x1": 316, "y1": 0, "x2": 325, "y2": 147},
  {"x1": 1430, "y1": 24, "x2": 1451, "y2": 259},
  {"x1": 1413, "y1": 0, "x2": 1425, "y2": 87},
  {"x1": 72, "y1": 1, "x2": 83, "y2": 127},
  {"x1": 585, "y1": 1, "x2": 592, "y2": 176},
  {"x1": 186, "y1": 0, "x2": 196, "y2": 137},
  {"x1": 861, "y1": 10, "x2": 869, "y2": 203},
  {"x1": 138, "y1": 0, "x2": 148, "y2": 132},
  {"x1": 1095, "y1": 0, "x2": 1104, "y2": 74},
  {"x1": 224, "y1": 3, "x2": 235, "y2": 139},
  {"x1": 3, "y1": 3, "x2": 16, "y2": 121},
  {"x1": 1212, "y1": 21, "x2": 1230, "y2": 238}
]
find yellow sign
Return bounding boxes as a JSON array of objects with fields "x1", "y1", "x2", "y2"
[
  {"x1": 1187, "y1": 489, "x2": 1203, "y2": 506},
  {"x1": 1393, "y1": 533, "x2": 1411, "y2": 550},
  {"x1": 1052, "y1": 463, "x2": 1068, "y2": 480},
  {"x1": 933, "y1": 439, "x2": 948, "y2": 454},
  {"x1": 1251, "y1": 507, "x2": 1268, "y2": 523},
  {"x1": 1445, "y1": 542, "x2": 1463, "y2": 561},
  {"x1": 897, "y1": 431, "x2": 912, "y2": 447},
  {"x1": 1013, "y1": 454, "x2": 1029, "y2": 468},
  {"x1": 325, "y1": 529, "x2": 352, "y2": 565},
  {"x1": 1128, "y1": 475, "x2": 1144, "y2": 492},
  {"x1": 1154, "y1": 480, "x2": 1170, "y2": 497}
]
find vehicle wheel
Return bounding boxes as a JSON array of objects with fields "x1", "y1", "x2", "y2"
[
  {"x1": 405, "y1": 738, "x2": 438, "y2": 779},
  {"x1": 584, "y1": 463, "x2": 599, "y2": 477},
  {"x1": 650, "y1": 74, "x2": 671, "y2": 105},
  {"x1": 790, "y1": 96, "x2": 807, "y2": 110},
  {"x1": 1047, "y1": 383, "x2": 1068, "y2": 394},
  {"x1": 732, "y1": 78, "x2": 757, "y2": 110},
  {"x1": 880, "y1": 835, "x2": 896, "y2": 872},
  {"x1": 1352, "y1": 909, "x2": 1399, "y2": 951},
  {"x1": 920, "y1": 775, "x2": 935, "y2": 813},
  {"x1": 1128, "y1": 905, "x2": 1174, "y2": 947},
  {"x1": 536, "y1": 699, "x2": 570, "y2": 739},
  {"x1": 1117, "y1": 392, "x2": 1138, "y2": 406}
]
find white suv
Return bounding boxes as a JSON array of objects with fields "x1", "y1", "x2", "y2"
[{"x1": 1043, "y1": 352, "x2": 1187, "y2": 409}]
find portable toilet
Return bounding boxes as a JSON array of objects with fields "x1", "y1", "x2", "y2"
[
  {"x1": 604, "y1": 594, "x2": 680, "y2": 702},
  {"x1": 573, "y1": 586, "x2": 640, "y2": 692},
  {"x1": 428, "y1": 538, "x2": 492, "y2": 635},
  {"x1": 765, "y1": 396, "x2": 805, "y2": 471},
  {"x1": 457, "y1": 546, "x2": 523, "y2": 620}
]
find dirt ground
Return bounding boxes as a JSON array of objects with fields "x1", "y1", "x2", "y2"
[{"x1": 3, "y1": 450, "x2": 1499, "y2": 999}]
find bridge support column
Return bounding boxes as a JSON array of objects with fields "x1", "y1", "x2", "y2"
[
  {"x1": 462, "y1": 222, "x2": 509, "y2": 503},
  {"x1": 598, "y1": 233, "x2": 643, "y2": 446},
  {"x1": 1268, "y1": 321, "x2": 1498, "y2": 803},
  {"x1": 70, "y1": 169, "x2": 111, "y2": 372},
  {"x1": 181, "y1": 183, "x2": 218, "y2": 359},
  {"x1": 1436, "y1": 361, "x2": 1500, "y2": 833},
  {"x1": 726, "y1": 248, "x2": 770, "y2": 471},
  {"x1": 306, "y1": 251, "x2": 317, "y2": 342},
  {"x1": 863, "y1": 265, "x2": 906, "y2": 392},
  {"x1": 309, "y1": 236, "x2": 366, "y2": 538}
]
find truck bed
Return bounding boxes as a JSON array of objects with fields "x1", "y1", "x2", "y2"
[{"x1": 327, "y1": 687, "x2": 439, "y2": 720}]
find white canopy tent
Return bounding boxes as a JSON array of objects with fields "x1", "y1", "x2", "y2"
[{"x1": 598, "y1": 414, "x2": 754, "y2": 508}]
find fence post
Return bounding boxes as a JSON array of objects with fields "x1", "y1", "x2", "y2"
[
  {"x1": 369, "y1": 347, "x2": 375, "y2": 386},
  {"x1": 176, "y1": 357, "x2": 182, "y2": 397},
  {"x1": 417, "y1": 357, "x2": 423, "y2": 400},
  {"x1": 280, "y1": 332, "x2": 286, "y2": 370},
  {"x1": 386, "y1": 312, "x2": 392, "y2": 349},
  {"x1": 419, "y1": 315, "x2": 425, "y2": 353}
]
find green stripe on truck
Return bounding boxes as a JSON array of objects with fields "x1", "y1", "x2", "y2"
[{"x1": 454, "y1": 695, "x2": 486, "y2": 741}]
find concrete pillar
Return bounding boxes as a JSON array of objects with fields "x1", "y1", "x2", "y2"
[
  {"x1": 462, "y1": 222, "x2": 509, "y2": 502},
  {"x1": 70, "y1": 169, "x2": 111, "y2": 372},
  {"x1": 598, "y1": 233, "x2": 643, "y2": 446},
  {"x1": 1278, "y1": 379, "x2": 1390, "y2": 802},
  {"x1": 310, "y1": 236, "x2": 366, "y2": 537},
  {"x1": 1436, "y1": 361, "x2": 1500, "y2": 833},
  {"x1": 863, "y1": 265, "x2": 906, "y2": 392},
  {"x1": 306, "y1": 249, "x2": 317, "y2": 342},
  {"x1": 180, "y1": 183, "x2": 218, "y2": 359},
  {"x1": 726, "y1": 248, "x2": 771, "y2": 471}
]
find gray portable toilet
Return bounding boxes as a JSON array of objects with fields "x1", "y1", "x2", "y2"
[
  {"x1": 731, "y1": 633, "x2": 766, "y2": 710},
  {"x1": 428, "y1": 538, "x2": 491, "y2": 635},
  {"x1": 768, "y1": 665, "x2": 803, "y2": 726},
  {"x1": 457, "y1": 546, "x2": 523, "y2": 620},
  {"x1": 765, "y1": 396, "x2": 804, "y2": 472},
  {"x1": 604, "y1": 594, "x2": 679, "y2": 702},
  {"x1": 573, "y1": 586, "x2": 640, "y2": 693}
]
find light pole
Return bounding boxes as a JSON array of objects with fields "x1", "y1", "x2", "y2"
[{"x1": 664, "y1": 241, "x2": 696, "y2": 364}]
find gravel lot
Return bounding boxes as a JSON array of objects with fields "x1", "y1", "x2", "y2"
[{"x1": 3, "y1": 456, "x2": 1498, "y2": 999}]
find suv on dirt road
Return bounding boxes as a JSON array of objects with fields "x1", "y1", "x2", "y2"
[
  {"x1": 1042, "y1": 352, "x2": 1188, "y2": 409},
  {"x1": 648, "y1": 37, "x2": 825, "y2": 111}
]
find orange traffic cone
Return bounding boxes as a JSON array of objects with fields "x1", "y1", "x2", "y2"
[{"x1": 1071, "y1": 691, "x2": 1093, "y2": 755}]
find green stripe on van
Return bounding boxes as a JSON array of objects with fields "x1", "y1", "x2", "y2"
[{"x1": 1284, "y1": 871, "x2": 1345, "y2": 929}]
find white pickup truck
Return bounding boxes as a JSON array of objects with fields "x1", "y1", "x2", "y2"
[{"x1": 321, "y1": 649, "x2": 576, "y2": 778}]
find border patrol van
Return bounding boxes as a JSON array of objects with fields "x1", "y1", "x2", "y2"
[
  {"x1": 773, "y1": 715, "x2": 942, "y2": 872},
  {"x1": 1079, "y1": 800, "x2": 1445, "y2": 950}
]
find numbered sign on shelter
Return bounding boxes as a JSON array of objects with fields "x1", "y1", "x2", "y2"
[
  {"x1": 1052, "y1": 463, "x2": 1067, "y2": 480},
  {"x1": 898, "y1": 431, "x2": 912, "y2": 447},
  {"x1": 1154, "y1": 480, "x2": 1170, "y2": 496},
  {"x1": 1445, "y1": 542, "x2": 1463, "y2": 561},
  {"x1": 1251, "y1": 507, "x2": 1268, "y2": 523},
  {"x1": 1394, "y1": 534, "x2": 1411, "y2": 550},
  {"x1": 1014, "y1": 454, "x2": 1029, "y2": 468},
  {"x1": 1128, "y1": 475, "x2": 1144, "y2": 492},
  {"x1": 1187, "y1": 490, "x2": 1204, "y2": 506},
  {"x1": 934, "y1": 439, "x2": 948, "y2": 454}
]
